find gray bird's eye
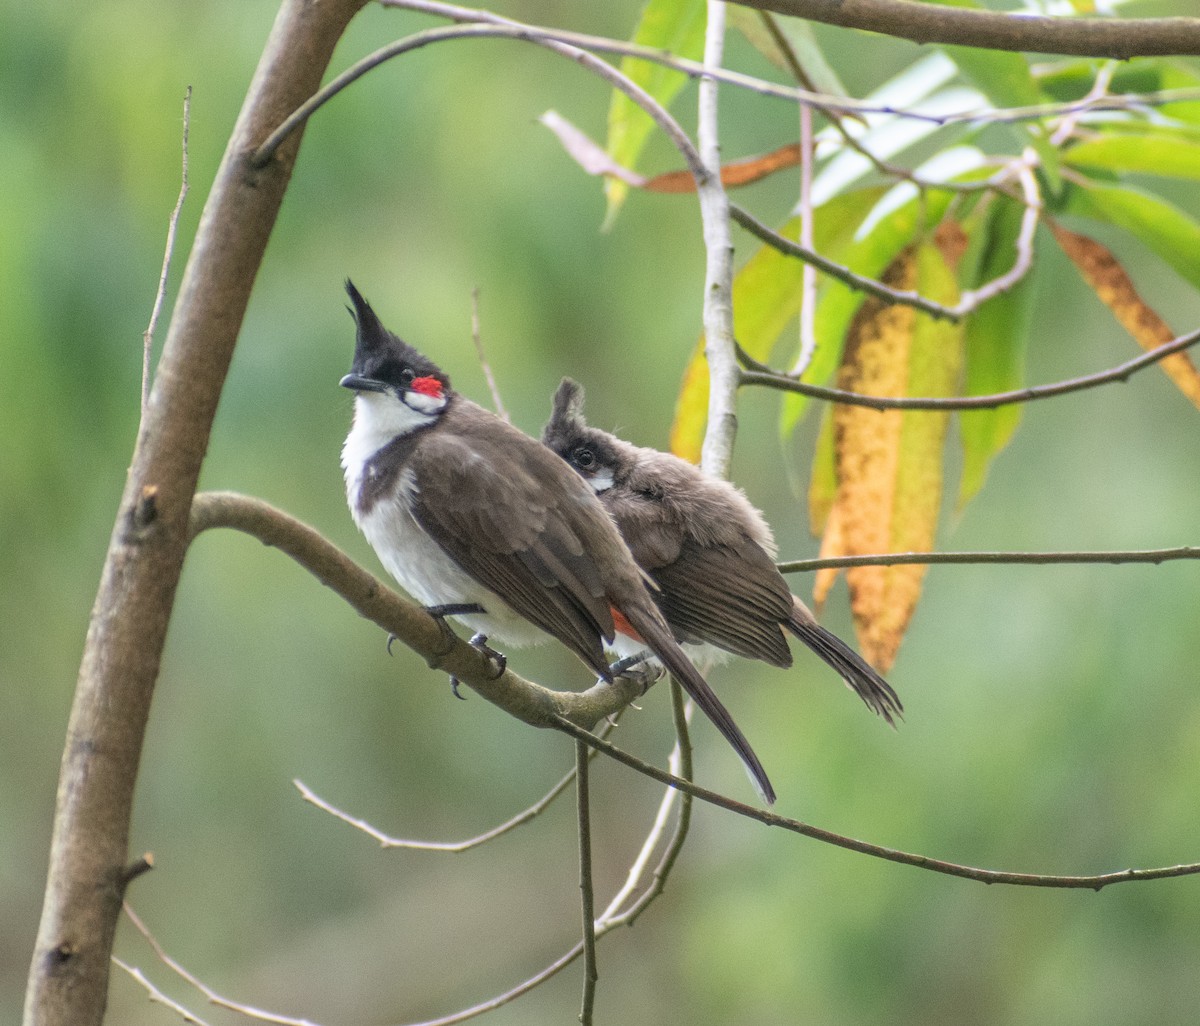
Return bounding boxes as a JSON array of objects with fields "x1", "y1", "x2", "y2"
[{"x1": 572, "y1": 446, "x2": 596, "y2": 470}]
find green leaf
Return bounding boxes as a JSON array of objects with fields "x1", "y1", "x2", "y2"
[
  {"x1": 780, "y1": 187, "x2": 955, "y2": 435},
  {"x1": 1066, "y1": 132, "x2": 1200, "y2": 181},
  {"x1": 958, "y1": 199, "x2": 1033, "y2": 508},
  {"x1": 1063, "y1": 180, "x2": 1200, "y2": 289},
  {"x1": 604, "y1": 0, "x2": 706, "y2": 225}
]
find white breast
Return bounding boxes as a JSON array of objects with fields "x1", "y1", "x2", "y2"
[{"x1": 342, "y1": 412, "x2": 547, "y2": 648}]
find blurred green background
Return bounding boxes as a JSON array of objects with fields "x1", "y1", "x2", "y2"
[{"x1": 5, "y1": 3, "x2": 1200, "y2": 1024}]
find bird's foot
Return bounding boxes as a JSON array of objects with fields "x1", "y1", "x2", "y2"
[
  {"x1": 468, "y1": 633, "x2": 507, "y2": 680},
  {"x1": 417, "y1": 603, "x2": 487, "y2": 663},
  {"x1": 607, "y1": 651, "x2": 664, "y2": 694}
]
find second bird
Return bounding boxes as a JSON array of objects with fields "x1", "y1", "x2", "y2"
[{"x1": 542, "y1": 378, "x2": 903, "y2": 725}]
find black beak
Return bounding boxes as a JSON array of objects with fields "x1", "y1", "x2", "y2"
[{"x1": 340, "y1": 374, "x2": 388, "y2": 394}]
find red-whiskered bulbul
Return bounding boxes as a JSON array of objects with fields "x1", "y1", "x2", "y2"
[
  {"x1": 338, "y1": 282, "x2": 775, "y2": 803},
  {"x1": 541, "y1": 378, "x2": 903, "y2": 724}
]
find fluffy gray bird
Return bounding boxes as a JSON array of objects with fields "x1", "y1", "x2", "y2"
[
  {"x1": 339, "y1": 283, "x2": 776, "y2": 802},
  {"x1": 541, "y1": 377, "x2": 902, "y2": 725}
]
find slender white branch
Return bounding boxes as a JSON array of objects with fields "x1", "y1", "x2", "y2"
[{"x1": 697, "y1": 1, "x2": 739, "y2": 480}]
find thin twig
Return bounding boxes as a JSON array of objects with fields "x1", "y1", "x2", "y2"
[
  {"x1": 122, "y1": 904, "x2": 322, "y2": 1026},
  {"x1": 739, "y1": 324, "x2": 1200, "y2": 409},
  {"x1": 113, "y1": 957, "x2": 213, "y2": 1026},
  {"x1": 731, "y1": 204, "x2": 967, "y2": 320},
  {"x1": 294, "y1": 721, "x2": 617, "y2": 851},
  {"x1": 596, "y1": 686, "x2": 696, "y2": 930},
  {"x1": 778, "y1": 546, "x2": 1200, "y2": 574},
  {"x1": 953, "y1": 156, "x2": 1040, "y2": 312},
  {"x1": 793, "y1": 101, "x2": 818, "y2": 375},
  {"x1": 469, "y1": 287, "x2": 509, "y2": 421},
  {"x1": 253, "y1": 22, "x2": 704, "y2": 176},
  {"x1": 576, "y1": 739, "x2": 598, "y2": 1026},
  {"x1": 603, "y1": 683, "x2": 696, "y2": 929},
  {"x1": 552, "y1": 717, "x2": 1200, "y2": 891},
  {"x1": 142, "y1": 86, "x2": 191, "y2": 416}
]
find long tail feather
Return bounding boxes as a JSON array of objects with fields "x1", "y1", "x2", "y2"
[
  {"x1": 787, "y1": 599, "x2": 903, "y2": 726},
  {"x1": 623, "y1": 599, "x2": 776, "y2": 804}
]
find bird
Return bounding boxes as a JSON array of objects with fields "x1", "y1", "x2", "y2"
[
  {"x1": 541, "y1": 377, "x2": 903, "y2": 725},
  {"x1": 338, "y1": 281, "x2": 776, "y2": 802}
]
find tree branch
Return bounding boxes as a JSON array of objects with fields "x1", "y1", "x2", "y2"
[
  {"x1": 25, "y1": 6, "x2": 368, "y2": 1025},
  {"x1": 727, "y1": 0, "x2": 1200, "y2": 58},
  {"x1": 188, "y1": 491, "x2": 648, "y2": 730}
]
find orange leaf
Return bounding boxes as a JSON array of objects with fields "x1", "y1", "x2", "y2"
[
  {"x1": 1051, "y1": 222, "x2": 1200, "y2": 409},
  {"x1": 646, "y1": 144, "x2": 802, "y2": 193}
]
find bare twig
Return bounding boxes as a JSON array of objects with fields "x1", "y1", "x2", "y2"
[
  {"x1": 113, "y1": 957, "x2": 212, "y2": 1026},
  {"x1": 778, "y1": 546, "x2": 1200, "y2": 574},
  {"x1": 602, "y1": 683, "x2": 695, "y2": 929},
  {"x1": 792, "y1": 101, "x2": 818, "y2": 376},
  {"x1": 553, "y1": 718, "x2": 1200, "y2": 890},
  {"x1": 739, "y1": 325, "x2": 1200, "y2": 409},
  {"x1": 142, "y1": 86, "x2": 191, "y2": 417},
  {"x1": 576, "y1": 739, "x2": 598, "y2": 1026},
  {"x1": 294, "y1": 722, "x2": 617, "y2": 851},
  {"x1": 469, "y1": 288, "x2": 509, "y2": 421},
  {"x1": 122, "y1": 905, "x2": 322, "y2": 1026},
  {"x1": 730, "y1": 204, "x2": 968, "y2": 320}
]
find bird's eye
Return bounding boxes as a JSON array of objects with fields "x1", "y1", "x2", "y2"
[
  {"x1": 398, "y1": 367, "x2": 415, "y2": 386},
  {"x1": 572, "y1": 446, "x2": 595, "y2": 470}
]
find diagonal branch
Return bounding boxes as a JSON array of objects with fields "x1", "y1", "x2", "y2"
[{"x1": 554, "y1": 717, "x2": 1200, "y2": 891}]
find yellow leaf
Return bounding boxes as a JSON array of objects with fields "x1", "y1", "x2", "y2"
[
  {"x1": 815, "y1": 228, "x2": 964, "y2": 670},
  {"x1": 669, "y1": 348, "x2": 709, "y2": 463}
]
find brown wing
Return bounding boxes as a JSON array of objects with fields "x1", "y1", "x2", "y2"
[
  {"x1": 407, "y1": 402, "x2": 617, "y2": 676},
  {"x1": 651, "y1": 539, "x2": 795, "y2": 667}
]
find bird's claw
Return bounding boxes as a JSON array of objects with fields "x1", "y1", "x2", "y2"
[
  {"x1": 420, "y1": 602, "x2": 486, "y2": 665},
  {"x1": 468, "y1": 633, "x2": 507, "y2": 680},
  {"x1": 607, "y1": 651, "x2": 663, "y2": 694}
]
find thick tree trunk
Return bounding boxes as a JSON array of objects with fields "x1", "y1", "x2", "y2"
[{"x1": 23, "y1": 3, "x2": 367, "y2": 1023}]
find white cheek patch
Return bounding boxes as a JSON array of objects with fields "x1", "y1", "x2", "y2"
[
  {"x1": 405, "y1": 390, "x2": 447, "y2": 416},
  {"x1": 590, "y1": 468, "x2": 615, "y2": 493}
]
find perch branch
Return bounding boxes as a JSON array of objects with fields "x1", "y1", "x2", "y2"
[{"x1": 188, "y1": 491, "x2": 647, "y2": 730}]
